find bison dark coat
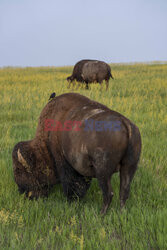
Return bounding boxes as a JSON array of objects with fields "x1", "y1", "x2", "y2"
[
  {"x1": 12, "y1": 93, "x2": 141, "y2": 214},
  {"x1": 67, "y1": 59, "x2": 114, "y2": 90}
]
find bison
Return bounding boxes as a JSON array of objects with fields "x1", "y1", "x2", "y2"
[
  {"x1": 67, "y1": 59, "x2": 114, "y2": 90},
  {"x1": 12, "y1": 93, "x2": 141, "y2": 214}
]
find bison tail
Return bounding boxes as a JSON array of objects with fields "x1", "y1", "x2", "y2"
[
  {"x1": 122, "y1": 119, "x2": 142, "y2": 166},
  {"x1": 110, "y1": 72, "x2": 114, "y2": 79}
]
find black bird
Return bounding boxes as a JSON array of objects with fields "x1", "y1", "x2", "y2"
[{"x1": 48, "y1": 92, "x2": 56, "y2": 101}]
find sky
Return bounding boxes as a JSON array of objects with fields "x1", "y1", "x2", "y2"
[{"x1": 0, "y1": 0, "x2": 167, "y2": 67}]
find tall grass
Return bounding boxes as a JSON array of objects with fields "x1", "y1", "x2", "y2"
[{"x1": 0, "y1": 63, "x2": 167, "y2": 249}]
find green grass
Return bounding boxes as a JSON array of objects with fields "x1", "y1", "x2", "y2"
[{"x1": 0, "y1": 63, "x2": 167, "y2": 249}]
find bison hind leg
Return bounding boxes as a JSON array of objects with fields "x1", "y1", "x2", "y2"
[
  {"x1": 119, "y1": 163, "x2": 138, "y2": 209},
  {"x1": 93, "y1": 148, "x2": 115, "y2": 214},
  {"x1": 61, "y1": 161, "x2": 92, "y2": 200}
]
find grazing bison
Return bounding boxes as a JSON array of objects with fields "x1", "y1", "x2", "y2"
[
  {"x1": 67, "y1": 59, "x2": 114, "y2": 90},
  {"x1": 12, "y1": 93, "x2": 141, "y2": 214}
]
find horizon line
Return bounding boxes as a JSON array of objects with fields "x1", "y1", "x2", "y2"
[{"x1": 0, "y1": 60, "x2": 167, "y2": 69}]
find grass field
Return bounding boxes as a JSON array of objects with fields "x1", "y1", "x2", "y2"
[{"x1": 0, "y1": 63, "x2": 167, "y2": 249}]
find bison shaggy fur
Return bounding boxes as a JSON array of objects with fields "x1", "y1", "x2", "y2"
[
  {"x1": 12, "y1": 93, "x2": 141, "y2": 214},
  {"x1": 67, "y1": 59, "x2": 114, "y2": 90}
]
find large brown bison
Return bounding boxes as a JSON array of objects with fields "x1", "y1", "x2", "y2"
[
  {"x1": 67, "y1": 59, "x2": 114, "y2": 90},
  {"x1": 12, "y1": 93, "x2": 141, "y2": 214}
]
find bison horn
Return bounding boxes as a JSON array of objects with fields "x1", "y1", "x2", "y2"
[
  {"x1": 28, "y1": 191, "x2": 33, "y2": 198},
  {"x1": 17, "y1": 148, "x2": 31, "y2": 173}
]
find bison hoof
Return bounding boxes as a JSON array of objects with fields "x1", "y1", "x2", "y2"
[
  {"x1": 100, "y1": 205, "x2": 108, "y2": 215},
  {"x1": 120, "y1": 200, "x2": 125, "y2": 209}
]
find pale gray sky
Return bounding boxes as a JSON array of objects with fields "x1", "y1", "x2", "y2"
[{"x1": 0, "y1": 0, "x2": 167, "y2": 67}]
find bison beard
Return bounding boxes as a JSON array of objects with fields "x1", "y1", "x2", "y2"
[
  {"x1": 61, "y1": 160, "x2": 92, "y2": 200},
  {"x1": 12, "y1": 92, "x2": 141, "y2": 214}
]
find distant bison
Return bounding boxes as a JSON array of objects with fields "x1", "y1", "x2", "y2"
[
  {"x1": 12, "y1": 93, "x2": 141, "y2": 214},
  {"x1": 67, "y1": 59, "x2": 114, "y2": 90}
]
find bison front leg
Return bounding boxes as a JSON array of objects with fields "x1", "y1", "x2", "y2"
[
  {"x1": 119, "y1": 164, "x2": 137, "y2": 208},
  {"x1": 85, "y1": 82, "x2": 89, "y2": 90},
  {"x1": 105, "y1": 80, "x2": 109, "y2": 90},
  {"x1": 67, "y1": 81, "x2": 73, "y2": 89},
  {"x1": 59, "y1": 160, "x2": 92, "y2": 200},
  {"x1": 67, "y1": 81, "x2": 71, "y2": 88}
]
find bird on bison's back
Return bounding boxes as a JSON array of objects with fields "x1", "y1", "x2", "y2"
[
  {"x1": 12, "y1": 92, "x2": 141, "y2": 215},
  {"x1": 48, "y1": 92, "x2": 56, "y2": 101},
  {"x1": 66, "y1": 59, "x2": 114, "y2": 90}
]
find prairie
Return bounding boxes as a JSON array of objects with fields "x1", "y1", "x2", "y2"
[{"x1": 0, "y1": 63, "x2": 167, "y2": 249}]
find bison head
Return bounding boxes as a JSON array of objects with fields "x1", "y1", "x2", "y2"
[
  {"x1": 12, "y1": 140, "x2": 58, "y2": 199},
  {"x1": 12, "y1": 141, "x2": 37, "y2": 194},
  {"x1": 66, "y1": 76, "x2": 74, "y2": 82}
]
